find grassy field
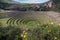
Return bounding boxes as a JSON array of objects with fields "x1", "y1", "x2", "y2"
[
  {"x1": 0, "y1": 17, "x2": 50, "y2": 28},
  {"x1": 0, "y1": 11, "x2": 50, "y2": 27},
  {"x1": 0, "y1": 18, "x2": 10, "y2": 27},
  {"x1": 0, "y1": 11, "x2": 60, "y2": 40}
]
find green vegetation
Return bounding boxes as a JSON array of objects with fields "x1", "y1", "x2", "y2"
[
  {"x1": 52, "y1": 0, "x2": 60, "y2": 4},
  {"x1": 0, "y1": 13, "x2": 60, "y2": 40},
  {"x1": 0, "y1": 21, "x2": 60, "y2": 40},
  {"x1": 26, "y1": 21, "x2": 39, "y2": 26},
  {"x1": 0, "y1": 17, "x2": 50, "y2": 27},
  {"x1": 51, "y1": 0, "x2": 60, "y2": 12},
  {"x1": 0, "y1": 0, "x2": 60, "y2": 40},
  {"x1": 0, "y1": 26, "x2": 22, "y2": 40},
  {"x1": 0, "y1": 0, "x2": 60, "y2": 11},
  {"x1": 0, "y1": 18, "x2": 9, "y2": 27}
]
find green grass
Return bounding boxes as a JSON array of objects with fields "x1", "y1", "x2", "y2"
[
  {"x1": 0, "y1": 11, "x2": 6, "y2": 14},
  {"x1": 0, "y1": 11, "x2": 60, "y2": 40},
  {"x1": 0, "y1": 18, "x2": 49, "y2": 27},
  {"x1": 0, "y1": 11, "x2": 50, "y2": 28},
  {"x1": 0, "y1": 17, "x2": 50, "y2": 28},
  {"x1": 26, "y1": 21, "x2": 39, "y2": 26},
  {"x1": 0, "y1": 18, "x2": 10, "y2": 27}
]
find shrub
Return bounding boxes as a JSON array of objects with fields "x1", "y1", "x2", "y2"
[{"x1": 0, "y1": 26, "x2": 22, "y2": 40}]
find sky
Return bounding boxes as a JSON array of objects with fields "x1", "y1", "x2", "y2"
[{"x1": 13, "y1": 0, "x2": 49, "y2": 3}]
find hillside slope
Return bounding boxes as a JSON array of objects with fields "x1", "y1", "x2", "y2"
[{"x1": 5, "y1": 11, "x2": 60, "y2": 24}]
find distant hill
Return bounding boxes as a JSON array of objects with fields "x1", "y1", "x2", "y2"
[
  {"x1": 51, "y1": 0, "x2": 60, "y2": 12},
  {"x1": 0, "y1": 0, "x2": 60, "y2": 11}
]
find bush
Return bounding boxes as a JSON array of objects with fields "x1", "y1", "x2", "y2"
[
  {"x1": 26, "y1": 24, "x2": 60, "y2": 40},
  {"x1": 0, "y1": 22, "x2": 60, "y2": 40},
  {"x1": 0, "y1": 26, "x2": 22, "y2": 40}
]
